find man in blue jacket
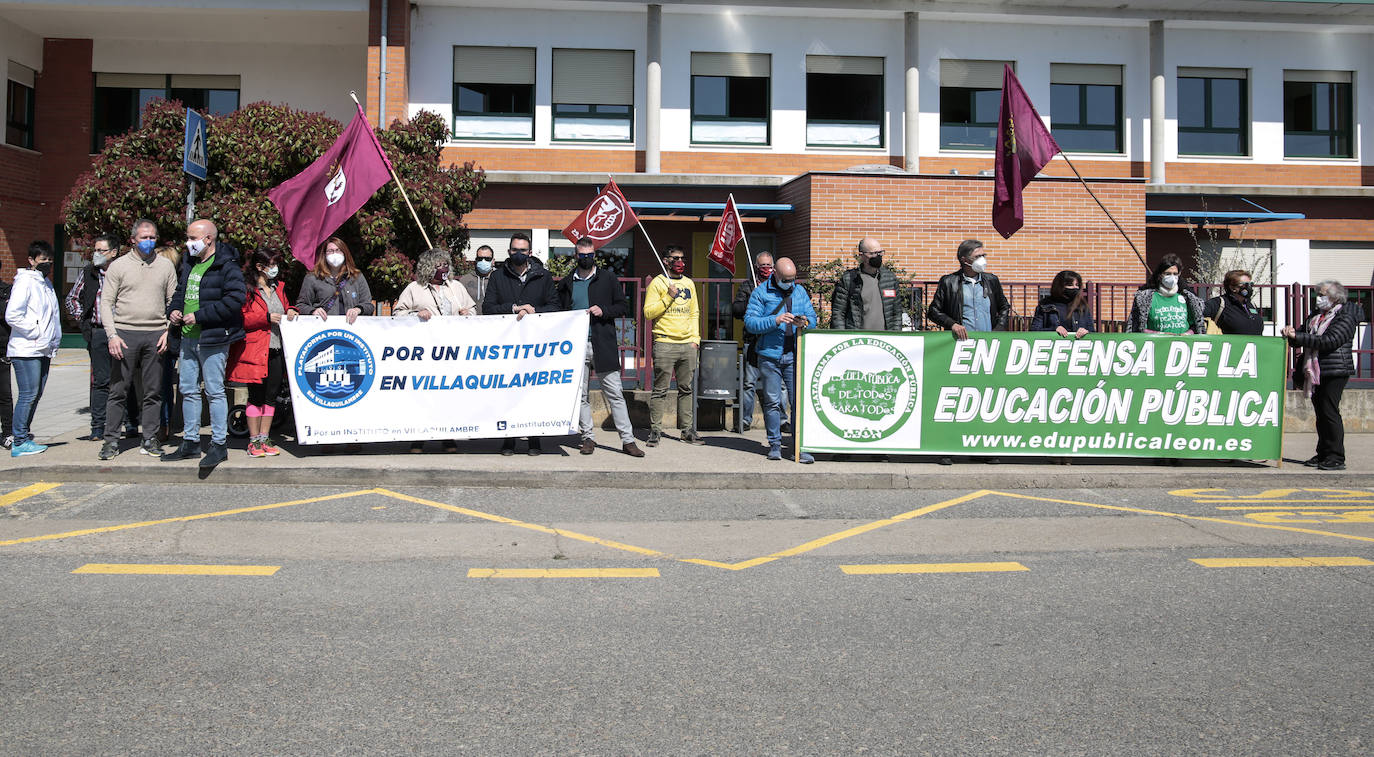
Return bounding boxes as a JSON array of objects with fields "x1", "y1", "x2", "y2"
[
  {"x1": 163, "y1": 219, "x2": 246, "y2": 468},
  {"x1": 744, "y1": 257, "x2": 816, "y2": 464}
]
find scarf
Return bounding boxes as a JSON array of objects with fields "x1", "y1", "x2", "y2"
[
  {"x1": 1302, "y1": 304, "x2": 1342, "y2": 397},
  {"x1": 321, "y1": 274, "x2": 350, "y2": 313},
  {"x1": 1157, "y1": 284, "x2": 1179, "y2": 297}
]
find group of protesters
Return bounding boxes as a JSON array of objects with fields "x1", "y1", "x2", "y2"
[{"x1": 0, "y1": 223, "x2": 1363, "y2": 471}]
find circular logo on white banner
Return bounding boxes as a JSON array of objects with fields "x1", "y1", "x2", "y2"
[
  {"x1": 810, "y1": 337, "x2": 918, "y2": 443},
  {"x1": 295, "y1": 329, "x2": 375, "y2": 408}
]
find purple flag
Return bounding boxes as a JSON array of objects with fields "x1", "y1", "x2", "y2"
[
  {"x1": 992, "y1": 65, "x2": 1061, "y2": 239},
  {"x1": 268, "y1": 103, "x2": 394, "y2": 268}
]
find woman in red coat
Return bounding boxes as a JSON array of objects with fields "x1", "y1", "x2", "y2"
[{"x1": 228, "y1": 247, "x2": 290, "y2": 457}]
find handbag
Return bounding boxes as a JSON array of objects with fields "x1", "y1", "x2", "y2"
[{"x1": 1204, "y1": 296, "x2": 1226, "y2": 335}]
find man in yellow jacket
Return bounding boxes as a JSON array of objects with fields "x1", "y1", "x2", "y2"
[{"x1": 643, "y1": 245, "x2": 702, "y2": 446}]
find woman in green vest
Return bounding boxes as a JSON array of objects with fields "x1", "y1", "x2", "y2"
[{"x1": 1126, "y1": 253, "x2": 1204, "y2": 334}]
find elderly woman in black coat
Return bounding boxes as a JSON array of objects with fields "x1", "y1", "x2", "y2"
[{"x1": 1283, "y1": 281, "x2": 1366, "y2": 471}]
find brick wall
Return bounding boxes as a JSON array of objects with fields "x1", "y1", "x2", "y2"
[
  {"x1": 366, "y1": 0, "x2": 410, "y2": 128},
  {"x1": 660, "y1": 151, "x2": 902, "y2": 175},
  {"x1": 1167, "y1": 162, "x2": 1363, "y2": 186},
  {"x1": 443, "y1": 146, "x2": 640, "y2": 173},
  {"x1": 0, "y1": 146, "x2": 43, "y2": 273},
  {"x1": 1147, "y1": 194, "x2": 1374, "y2": 244},
  {"x1": 35, "y1": 38, "x2": 95, "y2": 253}
]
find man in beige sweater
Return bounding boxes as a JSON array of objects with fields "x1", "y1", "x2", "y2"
[{"x1": 98, "y1": 218, "x2": 178, "y2": 460}]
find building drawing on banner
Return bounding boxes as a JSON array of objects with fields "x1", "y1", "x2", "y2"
[{"x1": 303, "y1": 344, "x2": 365, "y2": 394}]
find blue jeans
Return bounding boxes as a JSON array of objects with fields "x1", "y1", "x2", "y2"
[
  {"x1": 758, "y1": 352, "x2": 797, "y2": 450},
  {"x1": 179, "y1": 339, "x2": 229, "y2": 445},
  {"x1": 741, "y1": 344, "x2": 787, "y2": 430},
  {"x1": 11, "y1": 356, "x2": 51, "y2": 444}
]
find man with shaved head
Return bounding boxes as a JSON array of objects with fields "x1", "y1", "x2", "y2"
[
  {"x1": 743, "y1": 256, "x2": 817, "y2": 464},
  {"x1": 831, "y1": 237, "x2": 902, "y2": 332},
  {"x1": 163, "y1": 219, "x2": 246, "y2": 468}
]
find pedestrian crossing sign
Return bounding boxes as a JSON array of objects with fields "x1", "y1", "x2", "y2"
[{"x1": 183, "y1": 108, "x2": 207, "y2": 181}]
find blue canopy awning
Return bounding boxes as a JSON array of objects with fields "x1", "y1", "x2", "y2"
[{"x1": 628, "y1": 201, "x2": 793, "y2": 219}]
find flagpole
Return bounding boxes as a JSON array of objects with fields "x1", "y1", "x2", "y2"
[
  {"x1": 731, "y1": 193, "x2": 757, "y2": 287},
  {"x1": 1055, "y1": 152, "x2": 1149, "y2": 273},
  {"x1": 351, "y1": 91, "x2": 433, "y2": 250}
]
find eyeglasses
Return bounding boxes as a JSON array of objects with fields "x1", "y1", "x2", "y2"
[
  {"x1": 476, "y1": 257, "x2": 493, "y2": 262},
  {"x1": 863, "y1": 249, "x2": 885, "y2": 256},
  {"x1": 667, "y1": 256, "x2": 686, "y2": 262}
]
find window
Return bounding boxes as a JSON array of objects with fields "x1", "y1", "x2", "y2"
[
  {"x1": 1177, "y1": 67, "x2": 1247, "y2": 156},
  {"x1": 453, "y1": 46, "x2": 535, "y2": 140},
  {"x1": 1284, "y1": 70, "x2": 1353, "y2": 158},
  {"x1": 93, "y1": 73, "x2": 239, "y2": 152},
  {"x1": 691, "y1": 52, "x2": 770, "y2": 145},
  {"x1": 1050, "y1": 64, "x2": 1122, "y2": 153},
  {"x1": 806, "y1": 55, "x2": 883, "y2": 148},
  {"x1": 939, "y1": 60, "x2": 1011, "y2": 150},
  {"x1": 552, "y1": 49, "x2": 633, "y2": 142},
  {"x1": 6, "y1": 61, "x2": 35, "y2": 149}
]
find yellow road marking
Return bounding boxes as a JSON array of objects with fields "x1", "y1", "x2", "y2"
[
  {"x1": 72, "y1": 563, "x2": 281, "y2": 575},
  {"x1": 1190, "y1": 557, "x2": 1374, "y2": 568},
  {"x1": 375, "y1": 488, "x2": 668, "y2": 559},
  {"x1": 681, "y1": 490, "x2": 993, "y2": 571},
  {"x1": 0, "y1": 482, "x2": 61, "y2": 508},
  {"x1": 467, "y1": 568, "x2": 659, "y2": 578},
  {"x1": 841, "y1": 561, "x2": 1028, "y2": 575},
  {"x1": 1202, "y1": 499, "x2": 1374, "y2": 504},
  {"x1": 0, "y1": 489, "x2": 379, "y2": 547},
  {"x1": 1216, "y1": 505, "x2": 1374, "y2": 510},
  {"x1": 990, "y1": 491, "x2": 1374, "y2": 544}
]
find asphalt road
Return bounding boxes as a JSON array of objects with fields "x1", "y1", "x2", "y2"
[{"x1": 1, "y1": 482, "x2": 1371, "y2": 755}]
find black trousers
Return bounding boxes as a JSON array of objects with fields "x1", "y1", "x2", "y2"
[
  {"x1": 1311, "y1": 375, "x2": 1348, "y2": 465},
  {"x1": 0, "y1": 357, "x2": 12, "y2": 438},
  {"x1": 104, "y1": 329, "x2": 164, "y2": 445}
]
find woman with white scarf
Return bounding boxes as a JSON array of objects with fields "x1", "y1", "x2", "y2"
[
  {"x1": 1283, "y1": 281, "x2": 1365, "y2": 471},
  {"x1": 1126, "y1": 253, "x2": 1205, "y2": 334},
  {"x1": 393, "y1": 247, "x2": 477, "y2": 453}
]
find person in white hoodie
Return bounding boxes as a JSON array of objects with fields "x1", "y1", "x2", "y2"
[{"x1": 6, "y1": 241, "x2": 63, "y2": 457}]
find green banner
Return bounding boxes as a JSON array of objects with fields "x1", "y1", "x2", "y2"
[{"x1": 797, "y1": 331, "x2": 1286, "y2": 459}]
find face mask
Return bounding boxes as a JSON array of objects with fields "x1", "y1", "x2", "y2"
[
  {"x1": 92, "y1": 253, "x2": 109, "y2": 268},
  {"x1": 1160, "y1": 274, "x2": 1179, "y2": 290},
  {"x1": 1316, "y1": 295, "x2": 1331, "y2": 311},
  {"x1": 969, "y1": 256, "x2": 987, "y2": 274},
  {"x1": 433, "y1": 267, "x2": 450, "y2": 282},
  {"x1": 475, "y1": 259, "x2": 493, "y2": 275},
  {"x1": 867, "y1": 254, "x2": 883, "y2": 269},
  {"x1": 776, "y1": 276, "x2": 795, "y2": 292},
  {"x1": 34, "y1": 261, "x2": 52, "y2": 277},
  {"x1": 1063, "y1": 287, "x2": 1080, "y2": 300},
  {"x1": 758, "y1": 264, "x2": 773, "y2": 279},
  {"x1": 264, "y1": 266, "x2": 279, "y2": 280},
  {"x1": 1237, "y1": 283, "x2": 1253, "y2": 298},
  {"x1": 325, "y1": 252, "x2": 345, "y2": 269},
  {"x1": 508, "y1": 251, "x2": 529, "y2": 268},
  {"x1": 576, "y1": 253, "x2": 596, "y2": 270},
  {"x1": 186, "y1": 238, "x2": 207, "y2": 257},
  {"x1": 137, "y1": 239, "x2": 157, "y2": 257},
  {"x1": 668, "y1": 259, "x2": 686, "y2": 275}
]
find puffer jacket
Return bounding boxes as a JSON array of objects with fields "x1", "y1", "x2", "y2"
[
  {"x1": 228, "y1": 281, "x2": 289, "y2": 384},
  {"x1": 831, "y1": 265, "x2": 902, "y2": 330},
  {"x1": 1289, "y1": 302, "x2": 1366, "y2": 381},
  {"x1": 5, "y1": 269, "x2": 61, "y2": 358},
  {"x1": 745, "y1": 277, "x2": 818, "y2": 361},
  {"x1": 1126, "y1": 287, "x2": 1205, "y2": 334},
  {"x1": 169, "y1": 241, "x2": 247, "y2": 349}
]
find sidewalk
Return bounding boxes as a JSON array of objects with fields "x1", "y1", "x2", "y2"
[{"x1": 2, "y1": 348, "x2": 1370, "y2": 489}]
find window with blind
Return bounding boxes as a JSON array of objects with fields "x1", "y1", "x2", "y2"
[
  {"x1": 690, "y1": 52, "x2": 770, "y2": 145},
  {"x1": 92, "y1": 73, "x2": 239, "y2": 152},
  {"x1": 1177, "y1": 68, "x2": 1248, "y2": 156},
  {"x1": 1050, "y1": 63, "x2": 1123, "y2": 153},
  {"x1": 453, "y1": 46, "x2": 536, "y2": 140},
  {"x1": 1283, "y1": 70, "x2": 1353, "y2": 158},
  {"x1": 805, "y1": 55, "x2": 883, "y2": 148},
  {"x1": 939, "y1": 60, "x2": 1012, "y2": 150},
  {"x1": 552, "y1": 48, "x2": 633, "y2": 142},
  {"x1": 6, "y1": 62, "x2": 35, "y2": 149}
]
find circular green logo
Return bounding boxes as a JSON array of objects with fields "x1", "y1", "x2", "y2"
[{"x1": 810, "y1": 337, "x2": 918, "y2": 443}]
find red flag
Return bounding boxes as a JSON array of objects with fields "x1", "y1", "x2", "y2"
[
  {"x1": 562, "y1": 179, "x2": 639, "y2": 246},
  {"x1": 268, "y1": 103, "x2": 394, "y2": 268},
  {"x1": 706, "y1": 195, "x2": 744, "y2": 275},
  {"x1": 992, "y1": 65, "x2": 1062, "y2": 239}
]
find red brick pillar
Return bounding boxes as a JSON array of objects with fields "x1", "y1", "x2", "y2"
[
  {"x1": 366, "y1": 0, "x2": 410, "y2": 129},
  {"x1": 35, "y1": 38, "x2": 94, "y2": 246}
]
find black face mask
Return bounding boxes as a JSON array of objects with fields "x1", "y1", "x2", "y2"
[
  {"x1": 34, "y1": 261, "x2": 52, "y2": 278},
  {"x1": 1063, "y1": 287, "x2": 1080, "y2": 300},
  {"x1": 867, "y1": 255, "x2": 883, "y2": 269},
  {"x1": 1237, "y1": 284, "x2": 1253, "y2": 299},
  {"x1": 508, "y1": 251, "x2": 530, "y2": 268},
  {"x1": 576, "y1": 253, "x2": 596, "y2": 270}
]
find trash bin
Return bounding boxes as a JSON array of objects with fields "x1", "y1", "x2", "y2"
[{"x1": 695, "y1": 339, "x2": 744, "y2": 432}]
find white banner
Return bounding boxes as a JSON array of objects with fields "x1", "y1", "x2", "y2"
[{"x1": 280, "y1": 311, "x2": 589, "y2": 444}]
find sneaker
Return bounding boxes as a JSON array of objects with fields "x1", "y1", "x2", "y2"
[
  {"x1": 622, "y1": 442, "x2": 645, "y2": 458},
  {"x1": 1317, "y1": 460, "x2": 1346, "y2": 471},
  {"x1": 80, "y1": 429, "x2": 103, "y2": 441},
  {"x1": 246, "y1": 442, "x2": 267, "y2": 458},
  {"x1": 680, "y1": 430, "x2": 706, "y2": 446},
  {"x1": 767, "y1": 446, "x2": 782, "y2": 461},
  {"x1": 646, "y1": 431, "x2": 661, "y2": 448},
  {"x1": 162, "y1": 441, "x2": 201, "y2": 461},
  {"x1": 1, "y1": 435, "x2": 11, "y2": 450},
  {"x1": 527, "y1": 438, "x2": 542, "y2": 456},
  {"x1": 260, "y1": 439, "x2": 282, "y2": 456},
  {"x1": 798, "y1": 452, "x2": 815, "y2": 464},
  {"x1": 500, "y1": 439, "x2": 516, "y2": 456},
  {"x1": 580, "y1": 439, "x2": 596, "y2": 455},
  {"x1": 11, "y1": 440, "x2": 47, "y2": 458},
  {"x1": 199, "y1": 443, "x2": 228, "y2": 468},
  {"x1": 98, "y1": 441, "x2": 119, "y2": 460},
  {"x1": 780, "y1": 420, "x2": 792, "y2": 434},
  {"x1": 1302, "y1": 455, "x2": 1321, "y2": 467},
  {"x1": 140, "y1": 439, "x2": 165, "y2": 456}
]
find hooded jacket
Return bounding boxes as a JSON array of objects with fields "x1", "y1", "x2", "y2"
[
  {"x1": 169, "y1": 240, "x2": 247, "y2": 349},
  {"x1": 5, "y1": 268, "x2": 62, "y2": 358}
]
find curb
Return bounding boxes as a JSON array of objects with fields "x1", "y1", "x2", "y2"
[{"x1": 3, "y1": 463, "x2": 1372, "y2": 490}]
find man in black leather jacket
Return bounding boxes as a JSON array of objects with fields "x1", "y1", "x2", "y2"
[{"x1": 925, "y1": 239, "x2": 1010, "y2": 339}]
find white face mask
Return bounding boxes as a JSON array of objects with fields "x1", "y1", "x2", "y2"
[
  {"x1": 264, "y1": 266, "x2": 279, "y2": 280},
  {"x1": 1160, "y1": 274, "x2": 1179, "y2": 290},
  {"x1": 969, "y1": 256, "x2": 987, "y2": 274},
  {"x1": 92, "y1": 252, "x2": 109, "y2": 268},
  {"x1": 186, "y1": 238, "x2": 206, "y2": 257},
  {"x1": 1316, "y1": 295, "x2": 1331, "y2": 311},
  {"x1": 326, "y1": 252, "x2": 345, "y2": 269}
]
